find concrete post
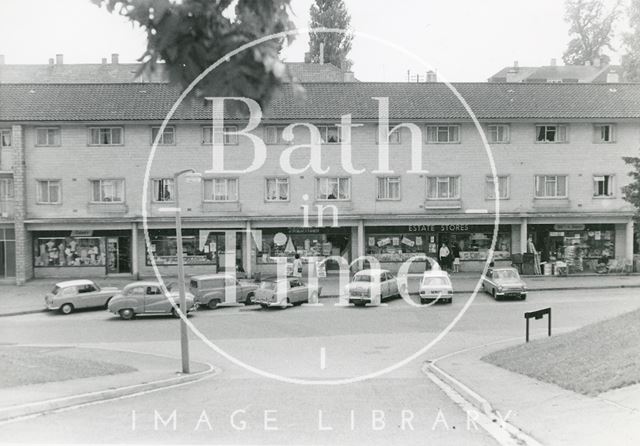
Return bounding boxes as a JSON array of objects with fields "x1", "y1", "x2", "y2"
[
  {"x1": 131, "y1": 222, "x2": 139, "y2": 279},
  {"x1": 520, "y1": 217, "x2": 528, "y2": 254},
  {"x1": 357, "y1": 220, "x2": 365, "y2": 269},
  {"x1": 626, "y1": 220, "x2": 634, "y2": 262},
  {"x1": 245, "y1": 220, "x2": 252, "y2": 278},
  {"x1": 12, "y1": 125, "x2": 29, "y2": 285}
]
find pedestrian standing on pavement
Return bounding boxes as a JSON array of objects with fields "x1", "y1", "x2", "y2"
[
  {"x1": 293, "y1": 253, "x2": 303, "y2": 278},
  {"x1": 439, "y1": 243, "x2": 451, "y2": 271},
  {"x1": 451, "y1": 243, "x2": 461, "y2": 273}
]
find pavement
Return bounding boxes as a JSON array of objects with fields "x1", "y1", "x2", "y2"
[
  {"x1": 2, "y1": 272, "x2": 640, "y2": 317},
  {"x1": 0, "y1": 344, "x2": 216, "y2": 424},
  {"x1": 426, "y1": 340, "x2": 640, "y2": 446}
]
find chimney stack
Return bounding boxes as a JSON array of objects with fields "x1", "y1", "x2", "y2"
[
  {"x1": 550, "y1": 58, "x2": 557, "y2": 67},
  {"x1": 48, "y1": 58, "x2": 54, "y2": 65},
  {"x1": 319, "y1": 42, "x2": 324, "y2": 65},
  {"x1": 513, "y1": 60, "x2": 519, "y2": 69},
  {"x1": 55, "y1": 54, "x2": 63, "y2": 65},
  {"x1": 101, "y1": 57, "x2": 107, "y2": 64},
  {"x1": 111, "y1": 53, "x2": 119, "y2": 64},
  {"x1": 0, "y1": 55, "x2": 5, "y2": 65},
  {"x1": 426, "y1": 70, "x2": 438, "y2": 82},
  {"x1": 304, "y1": 52, "x2": 311, "y2": 63},
  {"x1": 343, "y1": 71, "x2": 355, "y2": 82}
]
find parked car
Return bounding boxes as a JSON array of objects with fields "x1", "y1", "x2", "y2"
[
  {"x1": 107, "y1": 281, "x2": 196, "y2": 320},
  {"x1": 253, "y1": 277, "x2": 320, "y2": 308},
  {"x1": 419, "y1": 271, "x2": 453, "y2": 304},
  {"x1": 45, "y1": 280, "x2": 121, "y2": 314},
  {"x1": 189, "y1": 274, "x2": 258, "y2": 309},
  {"x1": 346, "y1": 269, "x2": 405, "y2": 307},
  {"x1": 482, "y1": 267, "x2": 527, "y2": 300}
]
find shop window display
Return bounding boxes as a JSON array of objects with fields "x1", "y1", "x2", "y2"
[
  {"x1": 455, "y1": 233, "x2": 511, "y2": 261},
  {"x1": 257, "y1": 229, "x2": 349, "y2": 265},
  {"x1": 146, "y1": 230, "x2": 222, "y2": 265},
  {"x1": 366, "y1": 233, "x2": 423, "y2": 262},
  {"x1": 34, "y1": 237, "x2": 105, "y2": 267}
]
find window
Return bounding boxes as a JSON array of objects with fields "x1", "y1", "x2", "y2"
[
  {"x1": 593, "y1": 175, "x2": 614, "y2": 197},
  {"x1": 204, "y1": 178, "x2": 238, "y2": 201},
  {"x1": 91, "y1": 179, "x2": 124, "y2": 202},
  {"x1": 376, "y1": 126, "x2": 401, "y2": 144},
  {"x1": 427, "y1": 176, "x2": 460, "y2": 199},
  {"x1": 34, "y1": 236, "x2": 105, "y2": 267},
  {"x1": 36, "y1": 180, "x2": 61, "y2": 204},
  {"x1": 485, "y1": 176, "x2": 510, "y2": 199},
  {"x1": 317, "y1": 125, "x2": 342, "y2": 144},
  {"x1": 426, "y1": 125, "x2": 460, "y2": 143},
  {"x1": 377, "y1": 176, "x2": 401, "y2": 200},
  {"x1": 316, "y1": 177, "x2": 350, "y2": 200},
  {"x1": 535, "y1": 175, "x2": 568, "y2": 198},
  {"x1": 152, "y1": 178, "x2": 174, "y2": 202},
  {"x1": 151, "y1": 126, "x2": 175, "y2": 145},
  {"x1": 202, "y1": 126, "x2": 238, "y2": 145},
  {"x1": 265, "y1": 177, "x2": 289, "y2": 201},
  {"x1": 594, "y1": 124, "x2": 615, "y2": 143},
  {"x1": 535, "y1": 124, "x2": 568, "y2": 143},
  {"x1": 36, "y1": 127, "x2": 61, "y2": 146},
  {"x1": 264, "y1": 126, "x2": 287, "y2": 144},
  {"x1": 0, "y1": 178, "x2": 14, "y2": 199},
  {"x1": 487, "y1": 124, "x2": 510, "y2": 143},
  {"x1": 0, "y1": 129, "x2": 11, "y2": 147},
  {"x1": 147, "y1": 229, "x2": 221, "y2": 266},
  {"x1": 89, "y1": 127, "x2": 123, "y2": 145}
]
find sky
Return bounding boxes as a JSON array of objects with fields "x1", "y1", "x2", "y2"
[{"x1": 0, "y1": 0, "x2": 630, "y2": 82}]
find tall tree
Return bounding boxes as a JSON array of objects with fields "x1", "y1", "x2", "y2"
[
  {"x1": 308, "y1": 0, "x2": 353, "y2": 70},
  {"x1": 92, "y1": 0, "x2": 295, "y2": 109},
  {"x1": 562, "y1": 0, "x2": 621, "y2": 65},
  {"x1": 622, "y1": 0, "x2": 640, "y2": 81}
]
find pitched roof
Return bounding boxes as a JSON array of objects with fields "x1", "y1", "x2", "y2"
[
  {"x1": 489, "y1": 64, "x2": 624, "y2": 83},
  {"x1": 1, "y1": 82, "x2": 639, "y2": 122},
  {"x1": 0, "y1": 62, "x2": 350, "y2": 84}
]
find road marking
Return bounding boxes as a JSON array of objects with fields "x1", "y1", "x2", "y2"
[{"x1": 320, "y1": 347, "x2": 326, "y2": 370}]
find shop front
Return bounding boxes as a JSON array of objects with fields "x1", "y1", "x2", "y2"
[
  {"x1": 33, "y1": 230, "x2": 131, "y2": 278},
  {"x1": 529, "y1": 223, "x2": 617, "y2": 273},
  {"x1": 253, "y1": 226, "x2": 352, "y2": 276},
  {"x1": 365, "y1": 224, "x2": 513, "y2": 273},
  {"x1": 0, "y1": 226, "x2": 16, "y2": 280}
]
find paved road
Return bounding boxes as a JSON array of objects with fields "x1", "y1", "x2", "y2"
[{"x1": 1, "y1": 288, "x2": 639, "y2": 444}]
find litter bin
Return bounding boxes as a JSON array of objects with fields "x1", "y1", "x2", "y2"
[{"x1": 522, "y1": 253, "x2": 536, "y2": 275}]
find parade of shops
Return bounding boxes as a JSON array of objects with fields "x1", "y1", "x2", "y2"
[{"x1": 1, "y1": 67, "x2": 639, "y2": 284}]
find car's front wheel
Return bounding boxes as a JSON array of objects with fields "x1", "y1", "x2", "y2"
[
  {"x1": 207, "y1": 299, "x2": 220, "y2": 310},
  {"x1": 60, "y1": 303, "x2": 74, "y2": 315},
  {"x1": 119, "y1": 308, "x2": 134, "y2": 320}
]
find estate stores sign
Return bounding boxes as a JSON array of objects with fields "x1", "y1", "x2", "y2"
[{"x1": 408, "y1": 224, "x2": 471, "y2": 232}]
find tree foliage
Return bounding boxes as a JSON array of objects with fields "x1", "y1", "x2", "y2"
[
  {"x1": 622, "y1": 0, "x2": 640, "y2": 82},
  {"x1": 308, "y1": 0, "x2": 353, "y2": 70},
  {"x1": 91, "y1": 0, "x2": 296, "y2": 110},
  {"x1": 562, "y1": 0, "x2": 621, "y2": 65},
  {"x1": 623, "y1": 157, "x2": 640, "y2": 217}
]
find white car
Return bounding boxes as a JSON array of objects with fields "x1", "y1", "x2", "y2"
[
  {"x1": 346, "y1": 269, "x2": 405, "y2": 307},
  {"x1": 419, "y1": 271, "x2": 453, "y2": 304}
]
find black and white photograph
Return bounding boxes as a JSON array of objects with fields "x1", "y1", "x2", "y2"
[{"x1": 1, "y1": 0, "x2": 640, "y2": 444}]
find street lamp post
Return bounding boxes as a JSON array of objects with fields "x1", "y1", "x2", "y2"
[{"x1": 173, "y1": 168, "x2": 201, "y2": 374}]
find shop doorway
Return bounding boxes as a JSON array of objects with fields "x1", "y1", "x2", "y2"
[{"x1": 107, "y1": 236, "x2": 131, "y2": 274}]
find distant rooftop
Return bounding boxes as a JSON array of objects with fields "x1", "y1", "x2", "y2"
[
  {"x1": 0, "y1": 53, "x2": 356, "y2": 84},
  {"x1": 489, "y1": 59, "x2": 625, "y2": 84}
]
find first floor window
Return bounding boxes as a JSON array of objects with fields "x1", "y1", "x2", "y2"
[
  {"x1": 485, "y1": 176, "x2": 510, "y2": 199},
  {"x1": 535, "y1": 175, "x2": 567, "y2": 198},
  {"x1": 317, "y1": 177, "x2": 350, "y2": 200},
  {"x1": 594, "y1": 124, "x2": 615, "y2": 143},
  {"x1": 377, "y1": 176, "x2": 401, "y2": 200},
  {"x1": 0, "y1": 178, "x2": 14, "y2": 199},
  {"x1": 264, "y1": 126, "x2": 287, "y2": 144},
  {"x1": 535, "y1": 124, "x2": 567, "y2": 143},
  {"x1": 89, "y1": 127, "x2": 123, "y2": 145},
  {"x1": 593, "y1": 175, "x2": 614, "y2": 197},
  {"x1": 91, "y1": 179, "x2": 124, "y2": 202},
  {"x1": 204, "y1": 178, "x2": 238, "y2": 201},
  {"x1": 265, "y1": 177, "x2": 289, "y2": 201},
  {"x1": 376, "y1": 126, "x2": 401, "y2": 144},
  {"x1": 151, "y1": 126, "x2": 175, "y2": 145},
  {"x1": 426, "y1": 125, "x2": 460, "y2": 143},
  {"x1": 317, "y1": 125, "x2": 342, "y2": 144},
  {"x1": 427, "y1": 176, "x2": 460, "y2": 199},
  {"x1": 36, "y1": 127, "x2": 61, "y2": 146},
  {"x1": 0, "y1": 129, "x2": 11, "y2": 147},
  {"x1": 37, "y1": 180, "x2": 61, "y2": 203},
  {"x1": 487, "y1": 124, "x2": 510, "y2": 143},
  {"x1": 152, "y1": 178, "x2": 174, "y2": 202},
  {"x1": 202, "y1": 126, "x2": 238, "y2": 145}
]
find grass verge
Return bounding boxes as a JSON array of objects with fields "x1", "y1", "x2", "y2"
[{"x1": 482, "y1": 308, "x2": 640, "y2": 396}]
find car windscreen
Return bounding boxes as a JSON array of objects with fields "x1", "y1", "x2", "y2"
[
  {"x1": 352, "y1": 274, "x2": 372, "y2": 283},
  {"x1": 422, "y1": 277, "x2": 450, "y2": 287},
  {"x1": 189, "y1": 280, "x2": 198, "y2": 289},
  {"x1": 51, "y1": 285, "x2": 61, "y2": 295}
]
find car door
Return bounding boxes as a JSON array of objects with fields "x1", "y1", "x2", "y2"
[
  {"x1": 80, "y1": 282, "x2": 101, "y2": 308},
  {"x1": 484, "y1": 270, "x2": 494, "y2": 294},
  {"x1": 377, "y1": 273, "x2": 388, "y2": 301},
  {"x1": 289, "y1": 279, "x2": 305, "y2": 303},
  {"x1": 387, "y1": 272, "x2": 399, "y2": 296},
  {"x1": 224, "y1": 277, "x2": 239, "y2": 304},
  {"x1": 144, "y1": 285, "x2": 167, "y2": 313}
]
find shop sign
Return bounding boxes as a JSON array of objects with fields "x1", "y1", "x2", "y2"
[
  {"x1": 71, "y1": 230, "x2": 93, "y2": 237},
  {"x1": 549, "y1": 231, "x2": 565, "y2": 237},
  {"x1": 553, "y1": 224, "x2": 585, "y2": 231},
  {"x1": 408, "y1": 224, "x2": 471, "y2": 232}
]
